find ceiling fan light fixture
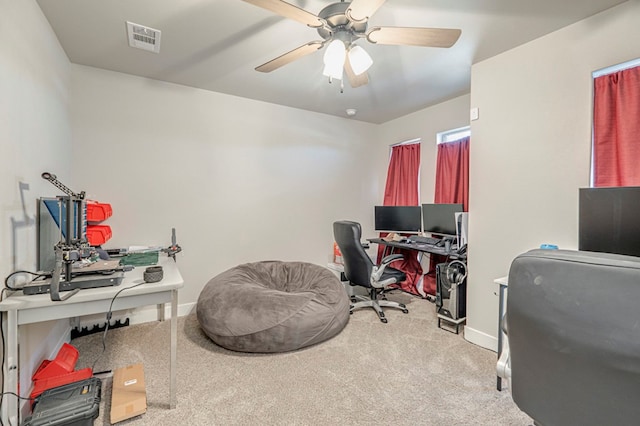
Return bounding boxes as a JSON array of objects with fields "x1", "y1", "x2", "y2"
[
  {"x1": 348, "y1": 45, "x2": 373, "y2": 76},
  {"x1": 322, "y1": 64, "x2": 342, "y2": 80},
  {"x1": 244, "y1": 0, "x2": 462, "y2": 90},
  {"x1": 322, "y1": 39, "x2": 346, "y2": 80}
]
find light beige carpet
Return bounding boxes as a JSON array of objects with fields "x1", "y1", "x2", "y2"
[{"x1": 73, "y1": 290, "x2": 532, "y2": 425}]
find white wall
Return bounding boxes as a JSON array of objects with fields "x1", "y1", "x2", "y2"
[
  {"x1": 0, "y1": 0, "x2": 73, "y2": 408},
  {"x1": 466, "y1": 0, "x2": 640, "y2": 350},
  {"x1": 70, "y1": 65, "x2": 379, "y2": 308}
]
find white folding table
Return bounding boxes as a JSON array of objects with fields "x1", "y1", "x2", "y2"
[{"x1": 0, "y1": 256, "x2": 183, "y2": 425}]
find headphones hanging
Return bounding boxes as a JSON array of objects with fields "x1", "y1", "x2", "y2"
[{"x1": 445, "y1": 260, "x2": 467, "y2": 285}]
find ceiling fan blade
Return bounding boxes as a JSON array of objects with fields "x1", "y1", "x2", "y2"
[
  {"x1": 367, "y1": 27, "x2": 461, "y2": 48},
  {"x1": 255, "y1": 41, "x2": 323, "y2": 73},
  {"x1": 241, "y1": 0, "x2": 323, "y2": 27},
  {"x1": 346, "y1": 0, "x2": 386, "y2": 22},
  {"x1": 345, "y1": 57, "x2": 369, "y2": 88}
]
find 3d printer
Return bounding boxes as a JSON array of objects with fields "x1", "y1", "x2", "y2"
[{"x1": 24, "y1": 173, "x2": 130, "y2": 301}]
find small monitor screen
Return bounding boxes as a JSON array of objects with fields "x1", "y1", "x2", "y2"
[
  {"x1": 579, "y1": 187, "x2": 640, "y2": 257},
  {"x1": 374, "y1": 206, "x2": 422, "y2": 233},
  {"x1": 422, "y1": 203, "x2": 464, "y2": 236}
]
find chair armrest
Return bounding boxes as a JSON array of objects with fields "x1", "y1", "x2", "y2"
[
  {"x1": 381, "y1": 254, "x2": 403, "y2": 265},
  {"x1": 371, "y1": 254, "x2": 404, "y2": 286}
]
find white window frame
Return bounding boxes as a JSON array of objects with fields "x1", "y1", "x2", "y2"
[{"x1": 437, "y1": 126, "x2": 470, "y2": 144}]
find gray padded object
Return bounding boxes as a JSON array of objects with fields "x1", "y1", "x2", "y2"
[
  {"x1": 507, "y1": 249, "x2": 640, "y2": 426},
  {"x1": 197, "y1": 261, "x2": 350, "y2": 353}
]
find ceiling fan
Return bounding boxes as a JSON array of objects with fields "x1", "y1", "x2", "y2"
[{"x1": 241, "y1": 0, "x2": 462, "y2": 88}]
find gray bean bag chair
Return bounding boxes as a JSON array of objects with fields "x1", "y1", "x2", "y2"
[{"x1": 197, "y1": 261, "x2": 350, "y2": 353}]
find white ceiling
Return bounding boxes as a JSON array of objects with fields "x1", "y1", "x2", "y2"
[{"x1": 36, "y1": 0, "x2": 626, "y2": 124}]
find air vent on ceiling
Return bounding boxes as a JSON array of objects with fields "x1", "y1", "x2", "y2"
[{"x1": 126, "y1": 21, "x2": 161, "y2": 53}]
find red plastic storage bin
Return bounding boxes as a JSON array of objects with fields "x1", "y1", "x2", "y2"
[
  {"x1": 30, "y1": 368, "x2": 93, "y2": 401},
  {"x1": 86, "y1": 224, "x2": 112, "y2": 246},
  {"x1": 86, "y1": 201, "x2": 112, "y2": 222},
  {"x1": 32, "y1": 343, "x2": 78, "y2": 381}
]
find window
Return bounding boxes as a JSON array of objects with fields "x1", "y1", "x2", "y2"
[{"x1": 437, "y1": 126, "x2": 470, "y2": 144}]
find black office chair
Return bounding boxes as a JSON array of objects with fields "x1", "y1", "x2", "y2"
[{"x1": 333, "y1": 220, "x2": 409, "y2": 323}]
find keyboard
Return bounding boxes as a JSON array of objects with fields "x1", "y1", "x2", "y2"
[{"x1": 408, "y1": 235, "x2": 441, "y2": 245}]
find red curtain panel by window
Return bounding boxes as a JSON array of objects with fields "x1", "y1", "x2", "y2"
[
  {"x1": 426, "y1": 137, "x2": 470, "y2": 296},
  {"x1": 593, "y1": 66, "x2": 640, "y2": 187},
  {"x1": 379, "y1": 143, "x2": 423, "y2": 295},
  {"x1": 434, "y1": 137, "x2": 470, "y2": 210}
]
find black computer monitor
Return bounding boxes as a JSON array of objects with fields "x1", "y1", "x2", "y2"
[
  {"x1": 579, "y1": 187, "x2": 640, "y2": 257},
  {"x1": 422, "y1": 203, "x2": 464, "y2": 236},
  {"x1": 374, "y1": 206, "x2": 422, "y2": 233}
]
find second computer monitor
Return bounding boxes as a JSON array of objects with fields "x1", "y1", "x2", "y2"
[{"x1": 422, "y1": 203, "x2": 464, "y2": 236}]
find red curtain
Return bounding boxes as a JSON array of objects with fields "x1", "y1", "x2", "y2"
[
  {"x1": 383, "y1": 144, "x2": 421, "y2": 205},
  {"x1": 593, "y1": 66, "x2": 640, "y2": 187},
  {"x1": 379, "y1": 143, "x2": 423, "y2": 295},
  {"x1": 434, "y1": 137, "x2": 470, "y2": 210},
  {"x1": 425, "y1": 137, "x2": 470, "y2": 296}
]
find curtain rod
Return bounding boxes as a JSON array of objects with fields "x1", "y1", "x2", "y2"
[
  {"x1": 593, "y1": 58, "x2": 640, "y2": 78},
  {"x1": 390, "y1": 138, "x2": 421, "y2": 147}
]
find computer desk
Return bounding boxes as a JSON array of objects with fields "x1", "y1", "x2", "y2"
[
  {"x1": 367, "y1": 238, "x2": 466, "y2": 301},
  {"x1": 0, "y1": 256, "x2": 183, "y2": 425},
  {"x1": 367, "y1": 238, "x2": 466, "y2": 260}
]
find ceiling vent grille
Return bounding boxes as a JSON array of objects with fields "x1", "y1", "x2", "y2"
[{"x1": 126, "y1": 21, "x2": 161, "y2": 53}]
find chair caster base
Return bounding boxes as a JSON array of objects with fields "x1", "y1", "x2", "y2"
[{"x1": 350, "y1": 297, "x2": 408, "y2": 323}]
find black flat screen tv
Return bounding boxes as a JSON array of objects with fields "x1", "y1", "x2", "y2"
[
  {"x1": 374, "y1": 206, "x2": 422, "y2": 233},
  {"x1": 579, "y1": 187, "x2": 640, "y2": 257},
  {"x1": 422, "y1": 203, "x2": 464, "y2": 236}
]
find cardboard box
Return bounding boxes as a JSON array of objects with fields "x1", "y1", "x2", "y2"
[{"x1": 110, "y1": 364, "x2": 147, "y2": 424}]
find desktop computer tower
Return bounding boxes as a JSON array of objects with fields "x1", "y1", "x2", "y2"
[
  {"x1": 455, "y1": 212, "x2": 469, "y2": 249},
  {"x1": 436, "y1": 261, "x2": 467, "y2": 332}
]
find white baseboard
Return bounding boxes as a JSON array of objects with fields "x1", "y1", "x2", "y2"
[{"x1": 464, "y1": 325, "x2": 498, "y2": 352}]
